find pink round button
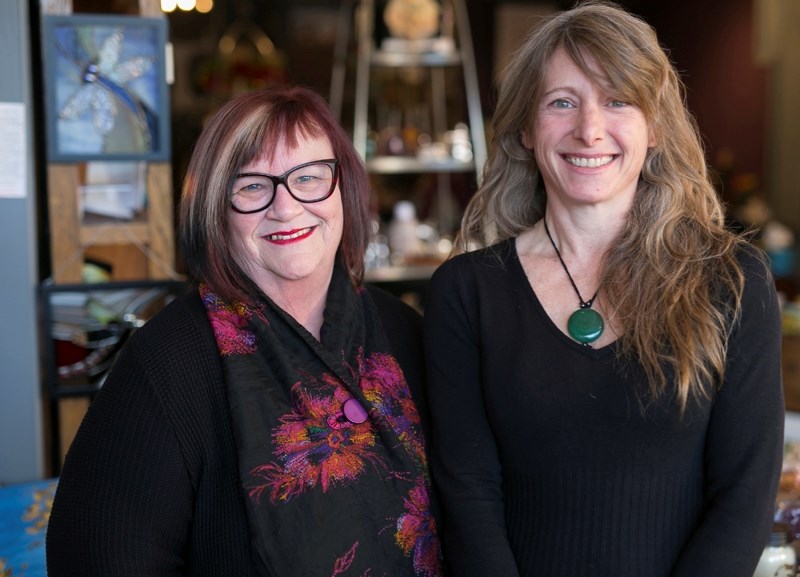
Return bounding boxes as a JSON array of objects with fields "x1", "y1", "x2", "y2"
[{"x1": 343, "y1": 398, "x2": 368, "y2": 424}]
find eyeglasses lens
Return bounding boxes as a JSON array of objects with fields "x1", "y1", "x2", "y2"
[{"x1": 231, "y1": 161, "x2": 336, "y2": 213}]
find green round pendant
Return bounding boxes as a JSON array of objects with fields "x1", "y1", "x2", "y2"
[{"x1": 567, "y1": 308, "x2": 604, "y2": 344}]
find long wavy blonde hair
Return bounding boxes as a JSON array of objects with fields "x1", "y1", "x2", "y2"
[{"x1": 459, "y1": 1, "x2": 747, "y2": 412}]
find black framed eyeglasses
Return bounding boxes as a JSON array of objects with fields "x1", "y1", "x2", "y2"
[{"x1": 229, "y1": 159, "x2": 339, "y2": 214}]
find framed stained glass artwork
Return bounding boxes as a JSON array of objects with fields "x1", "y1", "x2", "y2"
[{"x1": 43, "y1": 14, "x2": 171, "y2": 162}]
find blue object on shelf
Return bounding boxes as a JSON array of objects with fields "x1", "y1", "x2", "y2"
[
  {"x1": 0, "y1": 478, "x2": 57, "y2": 577},
  {"x1": 767, "y1": 247, "x2": 796, "y2": 278}
]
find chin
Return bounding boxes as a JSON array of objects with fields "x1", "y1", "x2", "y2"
[{"x1": 274, "y1": 259, "x2": 329, "y2": 282}]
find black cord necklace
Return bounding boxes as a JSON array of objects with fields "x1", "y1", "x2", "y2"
[{"x1": 543, "y1": 219, "x2": 604, "y2": 346}]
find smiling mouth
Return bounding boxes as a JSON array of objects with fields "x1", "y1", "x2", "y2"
[
  {"x1": 563, "y1": 155, "x2": 615, "y2": 168},
  {"x1": 265, "y1": 227, "x2": 314, "y2": 242}
]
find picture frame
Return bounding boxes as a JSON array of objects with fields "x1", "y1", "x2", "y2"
[{"x1": 43, "y1": 14, "x2": 171, "y2": 162}]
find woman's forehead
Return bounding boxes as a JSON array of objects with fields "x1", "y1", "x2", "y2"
[{"x1": 243, "y1": 134, "x2": 333, "y2": 171}]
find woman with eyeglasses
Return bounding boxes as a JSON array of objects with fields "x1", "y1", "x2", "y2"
[
  {"x1": 47, "y1": 85, "x2": 445, "y2": 577},
  {"x1": 424, "y1": 2, "x2": 783, "y2": 576}
]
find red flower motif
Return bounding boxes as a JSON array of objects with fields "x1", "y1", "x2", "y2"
[{"x1": 249, "y1": 379, "x2": 387, "y2": 503}]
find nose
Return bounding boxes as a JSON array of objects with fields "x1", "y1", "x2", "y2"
[
  {"x1": 573, "y1": 103, "x2": 605, "y2": 145},
  {"x1": 266, "y1": 183, "x2": 303, "y2": 220}
]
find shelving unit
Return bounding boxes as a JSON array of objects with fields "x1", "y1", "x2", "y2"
[
  {"x1": 46, "y1": 162, "x2": 177, "y2": 283},
  {"x1": 38, "y1": 0, "x2": 182, "y2": 474},
  {"x1": 39, "y1": 280, "x2": 185, "y2": 474},
  {"x1": 40, "y1": 0, "x2": 177, "y2": 283},
  {"x1": 331, "y1": 0, "x2": 487, "y2": 237}
]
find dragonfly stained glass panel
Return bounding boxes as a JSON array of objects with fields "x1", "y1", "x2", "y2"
[{"x1": 43, "y1": 14, "x2": 170, "y2": 162}]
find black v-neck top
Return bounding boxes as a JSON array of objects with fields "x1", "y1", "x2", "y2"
[{"x1": 424, "y1": 238, "x2": 784, "y2": 577}]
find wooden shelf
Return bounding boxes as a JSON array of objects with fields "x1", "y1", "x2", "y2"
[
  {"x1": 365, "y1": 263, "x2": 439, "y2": 283},
  {"x1": 47, "y1": 162, "x2": 176, "y2": 284},
  {"x1": 371, "y1": 49, "x2": 462, "y2": 67},
  {"x1": 365, "y1": 155, "x2": 475, "y2": 174}
]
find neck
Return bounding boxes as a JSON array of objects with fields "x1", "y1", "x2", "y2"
[
  {"x1": 262, "y1": 275, "x2": 331, "y2": 341},
  {"x1": 541, "y1": 201, "x2": 627, "y2": 259},
  {"x1": 544, "y1": 219, "x2": 598, "y2": 304},
  {"x1": 536, "y1": 218, "x2": 606, "y2": 274}
]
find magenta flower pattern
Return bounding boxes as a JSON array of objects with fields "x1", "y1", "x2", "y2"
[
  {"x1": 359, "y1": 352, "x2": 427, "y2": 468},
  {"x1": 200, "y1": 284, "x2": 263, "y2": 356},
  {"x1": 396, "y1": 480, "x2": 442, "y2": 577},
  {"x1": 201, "y1": 283, "x2": 443, "y2": 576},
  {"x1": 248, "y1": 373, "x2": 387, "y2": 503},
  {"x1": 248, "y1": 349, "x2": 440, "y2": 576}
]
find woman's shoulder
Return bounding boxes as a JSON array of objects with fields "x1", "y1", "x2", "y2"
[
  {"x1": 732, "y1": 240, "x2": 780, "y2": 312},
  {"x1": 723, "y1": 240, "x2": 775, "y2": 304},
  {"x1": 734, "y1": 240, "x2": 772, "y2": 277},
  {"x1": 115, "y1": 285, "x2": 221, "y2": 381},
  {"x1": 128, "y1": 286, "x2": 210, "y2": 346},
  {"x1": 431, "y1": 237, "x2": 517, "y2": 284},
  {"x1": 364, "y1": 284, "x2": 422, "y2": 334},
  {"x1": 101, "y1": 286, "x2": 227, "y2": 433}
]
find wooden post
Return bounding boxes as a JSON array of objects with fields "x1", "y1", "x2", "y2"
[
  {"x1": 47, "y1": 164, "x2": 83, "y2": 283},
  {"x1": 145, "y1": 162, "x2": 176, "y2": 279}
]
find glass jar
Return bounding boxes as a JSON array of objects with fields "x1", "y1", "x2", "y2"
[{"x1": 753, "y1": 523, "x2": 796, "y2": 577}]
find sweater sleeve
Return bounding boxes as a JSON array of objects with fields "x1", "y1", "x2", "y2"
[
  {"x1": 670, "y1": 249, "x2": 784, "y2": 576},
  {"x1": 47, "y1": 331, "x2": 195, "y2": 576},
  {"x1": 424, "y1": 258, "x2": 521, "y2": 577}
]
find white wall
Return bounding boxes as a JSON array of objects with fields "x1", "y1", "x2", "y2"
[{"x1": 0, "y1": 0, "x2": 45, "y2": 484}]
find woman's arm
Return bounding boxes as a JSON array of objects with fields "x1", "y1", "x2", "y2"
[
  {"x1": 47, "y1": 338, "x2": 194, "y2": 576},
  {"x1": 424, "y1": 259, "x2": 521, "y2": 577},
  {"x1": 671, "y1": 249, "x2": 784, "y2": 576}
]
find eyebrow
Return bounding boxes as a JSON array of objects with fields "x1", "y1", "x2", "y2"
[
  {"x1": 541, "y1": 86, "x2": 578, "y2": 99},
  {"x1": 233, "y1": 159, "x2": 336, "y2": 179}
]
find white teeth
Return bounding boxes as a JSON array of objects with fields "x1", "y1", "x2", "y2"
[
  {"x1": 565, "y1": 155, "x2": 614, "y2": 168},
  {"x1": 267, "y1": 227, "x2": 311, "y2": 241}
]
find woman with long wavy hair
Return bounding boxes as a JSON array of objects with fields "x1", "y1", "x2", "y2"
[{"x1": 424, "y1": 2, "x2": 784, "y2": 575}]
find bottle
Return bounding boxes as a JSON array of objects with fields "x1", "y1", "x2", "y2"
[
  {"x1": 388, "y1": 201, "x2": 421, "y2": 265},
  {"x1": 753, "y1": 523, "x2": 796, "y2": 577}
]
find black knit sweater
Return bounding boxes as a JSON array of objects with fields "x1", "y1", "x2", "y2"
[
  {"x1": 424, "y1": 239, "x2": 784, "y2": 577},
  {"x1": 46, "y1": 285, "x2": 428, "y2": 576}
]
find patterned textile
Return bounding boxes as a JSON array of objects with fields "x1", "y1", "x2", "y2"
[
  {"x1": 0, "y1": 478, "x2": 56, "y2": 577},
  {"x1": 200, "y1": 263, "x2": 443, "y2": 577}
]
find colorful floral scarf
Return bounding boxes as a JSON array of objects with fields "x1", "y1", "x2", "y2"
[{"x1": 200, "y1": 264, "x2": 443, "y2": 577}]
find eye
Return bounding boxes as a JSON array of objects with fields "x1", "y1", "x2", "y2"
[
  {"x1": 608, "y1": 99, "x2": 629, "y2": 108},
  {"x1": 293, "y1": 174, "x2": 318, "y2": 185},
  {"x1": 233, "y1": 177, "x2": 270, "y2": 196},
  {"x1": 550, "y1": 98, "x2": 575, "y2": 109},
  {"x1": 289, "y1": 164, "x2": 330, "y2": 190}
]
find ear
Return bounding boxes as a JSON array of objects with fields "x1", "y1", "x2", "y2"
[{"x1": 520, "y1": 128, "x2": 534, "y2": 150}]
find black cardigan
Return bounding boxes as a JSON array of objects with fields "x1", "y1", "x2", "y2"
[{"x1": 46, "y1": 284, "x2": 428, "y2": 576}]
